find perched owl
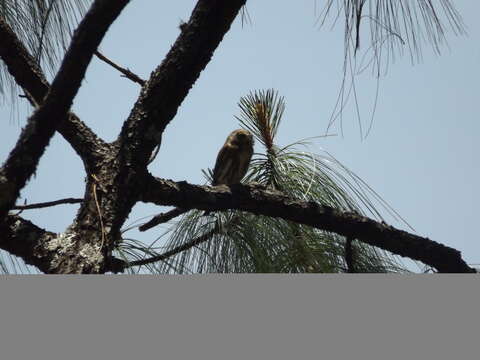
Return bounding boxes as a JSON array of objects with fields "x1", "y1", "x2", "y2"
[{"x1": 212, "y1": 129, "x2": 254, "y2": 186}]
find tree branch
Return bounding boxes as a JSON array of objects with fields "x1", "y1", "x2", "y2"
[
  {"x1": 0, "y1": 18, "x2": 106, "y2": 165},
  {"x1": 139, "y1": 207, "x2": 188, "y2": 231},
  {"x1": 92, "y1": 0, "x2": 248, "y2": 253},
  {"x1": 127, "y1": 229, "x2": 217, "y2": 269},
  {"x1": 13, "y1": 198, "x2": 83, "y2": 210},
  {"x1": 0, "y1": 215, "x2": 61, "y2": 273},
  {"x1": 110, "y1": 215, "x2": 243, "y2": 272},
  {"x1": 0, "y1": 0, "x2": 131, "y2": 218},
  {"x1": 95, "y1": 50, "x2": 145, "y2": 85},
  {"x1": 0, "y1": 214, "x2": 118, "y2": 274},
  {"x1": 117, "y1": 0, "x2": 247, "y2": 167},
  {"x1": 140, "y1": 176, "x2": 476, "y2": 273}
]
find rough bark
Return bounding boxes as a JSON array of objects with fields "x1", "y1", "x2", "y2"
[
  {"x1": 21, "y1": 0, "x2": 247, "y2": 273},
  {"x1": 117, "y1": 0, "x2": 248, "y2": 167},
  {"x1": 0, "y1": 18, "x2": 106, "y2": 167},
  {"x1": 139, "y1": 177, "x2": 475, "y2": 273},
  {"x1": 0, "y1": 0, "x2": 130, "y2": 218},
  {"x1": 62, "y1": 0, "x2": 249, "y2": 273}
]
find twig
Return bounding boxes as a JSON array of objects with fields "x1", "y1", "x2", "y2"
[
  {"x1": 128, "y1": 216, "x2": 241, "y2": 269},
  {"x1": 128, "y1": 228, "x2": 217, "y2": 268},
  {"x1": 95, "y1": 50, "x2": 145, "y2": 85},
  {"x1": 13, "y1": 198, "x2": 83, "y2": 210},
  {"x1": 139, "y1": 207, "x2": 188, "y2": 231}
]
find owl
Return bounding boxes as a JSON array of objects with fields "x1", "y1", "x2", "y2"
[{"x1": 212, "y1": 129, "x2": 254, "y2": 186}]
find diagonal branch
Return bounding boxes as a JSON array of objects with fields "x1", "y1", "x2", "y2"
[
  {"x1": 0, "y1": 214, "x2": 58, "y2": 273},
  {"x1": 0, "y1": 18, "x2": 106, "y2": 165},
  {"x1": 139, "y1": 176, "x2": 476, "y2": 273},
  {"x1": 92, "y1": 0, "x2": 248, "y2": 247},
  {"x1": 0, "y1": 0, "x2": 131, "y2": 218},
  {"x1": 125, "y1": 228, "x2": 217, "y2": 269},
  {"x1": 139, "y1": 207, "x2": 188, "y2": 231},
  {"x1": 0, "y1": 213, "x2": 120, "y2": 274},
  {"x1": 0, "y1": 18, "x2": 49, "y2": 105},
  {"x1": 13, "y1": 197, "x2": 83, "y2": 210},
  {"x1": 95, "y1": 50, "x2": 145, "y2": 85},
  {"x1": 117, "y1": 0, "x2": 247, "y2": 167},
  {"x1": 125, "y1": 215, "x2": 241, "y2": 270},
  {"x1": 110, "y1": 215, "x2": 243, "y2": 272}
]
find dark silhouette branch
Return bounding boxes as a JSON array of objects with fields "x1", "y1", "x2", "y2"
[
  {"x1": 89, "y1": 0, "x2": 249, "y2": 267},
  {"x1": 0, "y1": 215, "x2": 61, "y2": 273},
  {"x1": 95, "y1": 50, "x2": 145, "y2": 85},
  {"x1": 126, "y1": 228, "x2": 217, "y2": 269},
  {"x1": 0, "y1": 18, "x2": 107, "y2": 165},
  {"x1": 113, "y1": 216, "x2": 241, "y2": 272},
  {"x1": 13, "y1": 198, "x2": 83, "y2": 210},
  {"x1": 31, "y1": 0, "x2": 249, "y2": 273},
  {"x1": 6, "y1": 0, "x2": 248, "y2": 274},
  {"x1": 117, "y1": 0, "x2": 247, "y2": 168},
  {"x1": 139, "y1": 207, "x2": 189, "y2": 231},
  {"x1": 0, "y1": 0, "x2": 131, "y2": 219},
  {"x1": 140, "y1": 176, "x2": 476, "y2": 273},
  {"x1": 0, "y1": 18, "x2": 49, "y2": 105}
]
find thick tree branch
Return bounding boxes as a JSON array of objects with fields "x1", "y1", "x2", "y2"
[
  {"x1": 0, "y1": 215, "x2": 64, "y2": 273},
  {"x1": 0, "y1": 18, "x2": 106, "y2": 164},
  {"x1": 117, "y1": 0, "x2": 247, "y2": 167},
  {"x1": 0, "y1": 18, "x2": 49, "y2": 104},
  {"x1": 0, "y1": 0, "x2": 130, "y2": 218},
  {"x1": 140, "y1": 176, "x2": 476, "y2": 273},
  {"x1": 0, "y1": 214, "x2": 112, "y2": 274},
  {"x1": 92, "y1": 0, "x2": 248, "y2": 254}
]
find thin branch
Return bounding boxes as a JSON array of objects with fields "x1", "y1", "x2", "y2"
[
  {"x1": 127, "y1": 227, "x2": 218, "y2": 268},
  {"x1": 115, "y1": 214, "x2": 243, "y2": 271},
  {"x1": 95, "y1": 50, "x2": 145, "y2": 85},
  {"x1": 139, "y1": 207, "x2": 188, "y2": 231},
  {"x1": 140, "y1": 176, "x2": 476, "y2": 273},
  {"x1": 13, "y1": 198, "x2": 83, "y2": 210},
  {"x1": 0, "y1": 0, "x2": 131, "y2": 218}
]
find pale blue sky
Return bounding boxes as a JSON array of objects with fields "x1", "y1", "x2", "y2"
[{"x1": 1, "y1": 1, "x2": 479, "y2": 271}]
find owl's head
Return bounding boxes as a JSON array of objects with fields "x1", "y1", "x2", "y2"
[{"x1": 230, "y1": 129, "x2": 254, "y2": 147}]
